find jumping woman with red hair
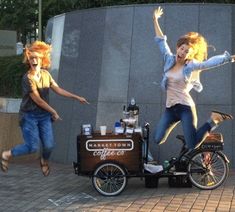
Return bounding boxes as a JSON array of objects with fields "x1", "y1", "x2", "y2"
[{"x1": 1, "y1": 41, "x2": 89, "y2": 176}]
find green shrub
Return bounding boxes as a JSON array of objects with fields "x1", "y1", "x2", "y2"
[{"x1": 0, "y1": 55, "x2": 27, "y2": 98}]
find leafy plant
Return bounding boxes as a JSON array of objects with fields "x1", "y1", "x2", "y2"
[{"x1": 0, "y1": 55, "x2": 27, "y2": 98}]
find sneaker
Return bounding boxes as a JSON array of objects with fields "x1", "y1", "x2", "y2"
[{"x1": 211, "y1": 110, "x2": 233, "y2": 124}]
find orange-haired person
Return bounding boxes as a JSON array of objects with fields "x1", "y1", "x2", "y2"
[
  {"x1": 1, "y1": 41, "x2": 89, "y2": 176},
  {"x1": 152, "y1": 7, "x2": 235, "y2": 153}
]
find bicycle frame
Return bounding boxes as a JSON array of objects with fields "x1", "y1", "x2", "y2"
[{"x1": 142, "y1": 123, "x2": 229, "y2": 174}]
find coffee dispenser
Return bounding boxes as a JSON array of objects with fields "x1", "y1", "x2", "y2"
[{"x1": 121, "y1": 98, "x2": 140, "y2": 133}]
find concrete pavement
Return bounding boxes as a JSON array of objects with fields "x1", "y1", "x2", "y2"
[{"x1": 0, "y1": 160, "x2": 235, "y2": 212}]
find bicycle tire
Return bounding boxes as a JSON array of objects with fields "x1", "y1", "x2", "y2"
[
  {"x1": 188, "y1": 150, "x2": 229, "y2": 190},
  {"x1": 92, "y1": 162, "x2": 127, "y2": 196}
]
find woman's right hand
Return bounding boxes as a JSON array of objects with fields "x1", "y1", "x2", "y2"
[
  {"x1": 52, "y1": 111, "x2": 62, "y2": 122},
  {"x1": 153, "y1": 6, "x2": 163, "y2": 20}
]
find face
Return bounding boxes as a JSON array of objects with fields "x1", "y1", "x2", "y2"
[
  {"x1": 27, "y1": 52, "x2": 43, "y2": 72},
  {"x1": 176, "y1": 44, "x2": 193, "y2": 64}
]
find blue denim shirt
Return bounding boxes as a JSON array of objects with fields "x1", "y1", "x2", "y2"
[{"x1": 155, "y1": 35, "x2": 232, "y2": 92}]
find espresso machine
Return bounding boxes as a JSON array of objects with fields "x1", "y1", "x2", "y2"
[{"x1": 120, "y1": 98, "x2": 141, "y2": 134}]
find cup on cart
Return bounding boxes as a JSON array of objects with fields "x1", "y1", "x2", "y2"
[{"x1": 100, "y1": 126, "x2": 107, "y2": 135}]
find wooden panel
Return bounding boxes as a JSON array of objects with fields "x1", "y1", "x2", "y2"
[
  {"x1": 0, "y1": 113, "x2": 38, "y2": 161},
  {"x1": 78, "y1": 133, "x2": 142, "y2": 173}
]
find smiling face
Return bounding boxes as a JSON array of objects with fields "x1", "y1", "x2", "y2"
[
  {"x1": 176, "y1": 32, "x2": 208, "y2": 63},
  {"x1": 23, "y1": 41, "x2": 52, "y2": 71},
  {"x1": 27, "y1": 51, "x2": 43, "y2": 72},
  {"x1": 176, "y1": 44, "x2": 194, "y2": 64}
]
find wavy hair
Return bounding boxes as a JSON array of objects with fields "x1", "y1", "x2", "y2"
[
  {"x1": 23, "y1": 41, "x2": 51, "y2": 69},
  {"x1": 177, "y1": 32, "x2": 208, "y2": 62}
]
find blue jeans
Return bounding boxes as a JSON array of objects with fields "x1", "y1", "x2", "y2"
[
  {"x1": 154, "y1": 104, "x2": 212, "y2": 149},
  {"x1": 11, "y1": 111, "x2": 54, "y2": 160}
]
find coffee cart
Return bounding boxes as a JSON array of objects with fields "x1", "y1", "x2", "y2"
[
  {"x1": 73, "y1": 100, "x2": 229, "y2": 196},
  {"x1": 74, "y1": 132, "x2": 144, "y2": 196}
]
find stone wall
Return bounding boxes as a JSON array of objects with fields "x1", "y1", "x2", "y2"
[
  {"x1": 44, "y1": 4, "x2": 235, "y2": 166},
  {"x1": 0, "y1": 30, "x2": 16, "y2": 56}
]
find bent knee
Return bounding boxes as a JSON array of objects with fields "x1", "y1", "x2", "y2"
[
  {"x1": 154, "y1": 135, "x2": 166, "y2": 145},
  {"x1": 29, "y1": 145, "x2": 39, "y2": 154}
]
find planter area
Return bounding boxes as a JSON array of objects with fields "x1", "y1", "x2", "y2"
[{"x1": 0, "y1": 98, "x2": 38, "y2": 161}]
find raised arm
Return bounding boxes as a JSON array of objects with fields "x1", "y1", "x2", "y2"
[{"x1": 153, "y1": 7, "x2": 164, "y2": 38}]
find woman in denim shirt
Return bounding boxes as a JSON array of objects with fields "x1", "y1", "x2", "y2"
[{"x1": 152, "y1": 7, "x2": 235, "y2": 151}]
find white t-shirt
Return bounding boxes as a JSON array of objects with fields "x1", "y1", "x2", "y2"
[{"x1": 165, "y1": 68, "x2": 195, "y2": 108}]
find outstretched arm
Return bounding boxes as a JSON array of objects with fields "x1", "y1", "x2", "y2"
[
  {"x1": 153, "y1": 7, "x2": 164, "y2": 38},
  {"x1": 192, "y1": 51, "x2": 235, "y2": 72},
  {"x1": 51, "y1": 84, "x2": 89, "y2": 104}
]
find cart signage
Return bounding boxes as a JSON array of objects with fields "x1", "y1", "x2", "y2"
[{"x1": 86, "y1": 139, "x2": 134, "y2": 160}]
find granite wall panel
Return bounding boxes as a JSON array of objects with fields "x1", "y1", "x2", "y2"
[{"x1": 47, "y1": 4, "x2": 235, "y2": 167}]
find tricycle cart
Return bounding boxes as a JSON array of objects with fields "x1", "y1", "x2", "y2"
[{"x1": 73, "y1": 123, "x2": 229, "y2": 196}]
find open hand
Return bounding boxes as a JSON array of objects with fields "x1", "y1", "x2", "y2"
[
  {"x1": 231, "y1": 55, "x2": 235, "y2": 62},
  {"x1": 153, "y1": 6, "x2": 163, "y2": 20}
]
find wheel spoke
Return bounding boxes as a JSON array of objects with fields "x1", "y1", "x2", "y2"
[
  {"x1": 92, "y1": 163, "x2": 127, "y2": 196},
  {"x1": 188, "y1": 151, "x2": 228, "y2": 190}
]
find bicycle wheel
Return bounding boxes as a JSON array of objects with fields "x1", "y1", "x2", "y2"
[
  {"x1": 92, "y1": 162, "x2": 127, "y2": 196},
  {"x1": 188, "y1": 150, "x2": 229, "y2": 190}
]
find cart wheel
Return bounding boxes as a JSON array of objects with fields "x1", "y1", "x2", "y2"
[
  {"x1": 92, "y1": 162, "x2": 127, "y2": 196},
  {"x1": 188, "y1": 151, "x2": 229, "y2": 190}
]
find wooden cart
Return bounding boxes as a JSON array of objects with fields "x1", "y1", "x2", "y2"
[
  {"x1": 73, "y1": 129, "x2": 229, "y2": 196},
  {"x1": 74, "y1": 132, "x2": 144, "y2": 196}
]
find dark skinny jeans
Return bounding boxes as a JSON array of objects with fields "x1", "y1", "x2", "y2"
[{"x1": 154, "y1": 104, "x2": 212, "y2": 149}]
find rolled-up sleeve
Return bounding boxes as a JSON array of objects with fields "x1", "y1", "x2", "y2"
[
  {"x1": 154, "y1": 35, "x2": 173, "y2": 62},
  {"x1": 154, "y1": 35, "x2": 173, "y2": 61}
]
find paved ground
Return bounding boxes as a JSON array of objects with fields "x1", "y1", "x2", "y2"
[{"x1": 0, "y1": 160, "x2": 235, "y2": 212}]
